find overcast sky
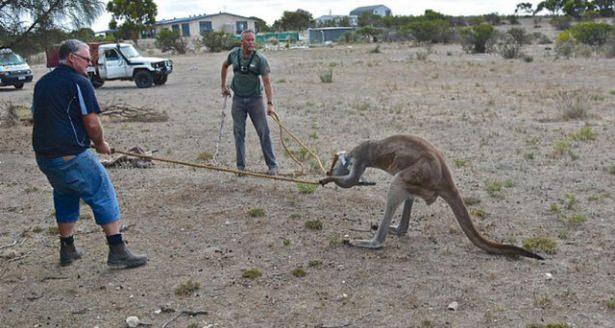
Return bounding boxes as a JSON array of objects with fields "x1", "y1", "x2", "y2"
[{"x1": 93, "y1": 0, "x2": 541, "y2": 31}]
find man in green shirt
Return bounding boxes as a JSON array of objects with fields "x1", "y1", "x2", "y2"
[{"x1": 220, "y1": 29, "x2": 278, "y2": 175}]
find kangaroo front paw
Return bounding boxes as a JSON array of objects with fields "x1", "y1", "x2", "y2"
[
  {"x1": 388, "y1": 225, "x2": 408, "y2": 236},
  {"x1": 348, "y1": 239, "x2": 383, "y2": 249}
]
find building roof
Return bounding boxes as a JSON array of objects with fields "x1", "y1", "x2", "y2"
[
  {"x1": 156, "y1": 12, "x2": 253, "y2": 25},
  {"x1": 349, "y1": 5, "x2": 389, "y2": 15}
]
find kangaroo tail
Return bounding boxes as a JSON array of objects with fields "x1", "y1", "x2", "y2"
[{"x1": 440, "y1": 189, "x2": 544, "y2": 260}]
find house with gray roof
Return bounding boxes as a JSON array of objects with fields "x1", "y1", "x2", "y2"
[{"x1": 349, "y1": 5, "x2": 392, "y2": 17}]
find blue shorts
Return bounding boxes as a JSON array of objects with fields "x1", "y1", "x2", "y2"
[{"x1": 36, "y1": 149, "x2": 120, "y2": 225}]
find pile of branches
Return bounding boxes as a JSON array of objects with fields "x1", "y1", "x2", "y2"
[{"x1": 101, "y1": 103, "x2": 169, "y2": 122}]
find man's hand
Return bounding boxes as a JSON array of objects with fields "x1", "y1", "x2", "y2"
[
  {"x1": 266, "y1": 103, "x2": 276, "y2": 116},
  {"x1": 94, "y1": 141, "x2": 112, "y2": 155},
  {"x1": 221, "y1": 87, "x2": 231, "y2": 97}
]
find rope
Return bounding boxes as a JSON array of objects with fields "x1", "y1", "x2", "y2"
[
  {"x1": 112, "y1": 149, "x2": 321, "y2": 185},
  {"x1": 269, "y1": 112, "x2": 327, "y2": 175},
  {"x1": 212, "y1": 95, "x2": 228, "y2": 163}
]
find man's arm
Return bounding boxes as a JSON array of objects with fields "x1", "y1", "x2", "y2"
[
  {"x1": 262, "y1": 74, "x2": 275, "y2": 115},
  {"x1": 220, "y1": 60, "x2": 231, "y2": 96},
  {"x1": 82, "y1": 113, "x2": 111, "y2": 155}
]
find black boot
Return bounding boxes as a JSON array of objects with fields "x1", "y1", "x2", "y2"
[
  {"x1": 107, "y1": 242, "x2": 148, "y2": 269},
  {"x1": 60, "y1": 239, "x2": 82, "y2": 266}
]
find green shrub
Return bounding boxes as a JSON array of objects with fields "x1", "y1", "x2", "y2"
[
  {"x1": 570, "y1": 126, "x2": 597, "y2": 141},
  {"x1": 296, "y1": 183, "x2": 317, "y2": 194},
  {"x1": 602, "y1": 31, "x2": 615, "y2": 58},
  {"x1": 338, "y1": 31, "x2": 360, "y2": 43},
  {"x1": 248, "y1": 208, "x2": 266, "y2": 218},
  {"x1": 557, "y1": 90, "x2": 589, "y2": 120},
  {"x1": 507, "y1": 15, "x2": 520, "y2": 25},
  {"x1": 507, "y1": 27, "x2": 529, "y2": 44},
  {"x1": 319, "y1": 69, "x2": 333, "y2": 83},
  {"x1": 549, "y1": 16, "x2": 572, "y2": 30},
  {"x1": 202, "y1": 31, "x2": 238, "y2": 52},
  {"x1": 155, "y1": 29, "x2": 187, "y2": 54},
  {"x1": 523, "y1": 237, "x2": 557, "y2": 254},
  {"x1": 404, "y1": 19, "x2": 454, "y2": 43},
  {"x1": 460, "y1": 23, "x2": 497, "y2": 53},
  {"x1": 498, "y1": 35, "x2": 522, "y2": 59},
  {"x1": 569, "y1": 22, "x2": 614, "y2": 46},
  {"x1": 291, "y1": 267, "x2": 307, "y2": 277},
  {"x1": 305, "y1": 220, "x2": 323, "y2": 230},
  {"x1": 175, "y1": 280, "x2": 200, "y2": 296},
  {"x1": 242, "y1": 269, "x2": 262, "y2": 279}
]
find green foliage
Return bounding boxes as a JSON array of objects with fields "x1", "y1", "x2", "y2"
[
  {"x1": 107, "y1": 0, "x2": 157, "y2": 42},
  {"x1": 338, "y1": 31, "x2": 360, "y2": 43},
  {"x1": 569, "y1": 126, "x2": 597, "y2": 141},
  {"x1": 202, "y1": 31, "x2": 237, "y2": 52},
  {"x1": 569, "y1": 22, "x2": 614, "y2": 46},
  {"x1": 296, "y1": 183, "x2": 317, "y2": 194},
  {"x1": 507, "y1": 27, "x2": 529, "y2": 44},
  {"x1": 155, "y1": 29, "x2": 187, "y2": 54},
  {"x1": 355, "y1": 26, "x2": 384, "y2": 42},
  {"x1": 403, "y1": 19, "x2": 454, "y2": 43},
  {"x1": 564, "y1": 213, "x2": 587, "y2": 225},
  {"x1": 460, "y1": 23, "x2": 497, "y2": 53},
  {"x1": 0, "y1": 0, "x2": 104, "y2": 51},
  {"x1": 308, "y1": 260, "x2": 322, "y2": 267},
  {"x1": 250, "y1": 16, "x2": 270, "y2": 33},
  {"x1": 549, "y1": 16, "x2": 572, "y2": 31},
  {"x1": 305, "y1": 220, "x2": 323, "y2": 230},
  {"x1": 319, "y1": 69, "x2": 333, "y2": 83},
  {"x1": 291, "y1": 267, "x2": 307, "y2": 277},
  {"x1": 248, "y1": 208, "x2": 266, "y2": 218},
  {"x1": 607, "y1": 298, "x2": 615, "y2": 309},
  {"x1": 523, "y1": 237, "x2": 557, "y2": 254},
  {"x1": 175, "y1": 280, "x2": 200, "y2": 296},
  {"x1": 498, "y1": 34, "x2": 522, "y2": 59},
  {"x1": 485, "y1": 179, "x2": 503, "y2": 198},
  {"x1": 273, "y1": 9, "x2": 313, "y2": 31},
  {"x1": 242, "y1": 269, "x2": 262, "y2": 279},
  {"x1": 608, "y1": 165, "x2": 615, "y2": 175}
]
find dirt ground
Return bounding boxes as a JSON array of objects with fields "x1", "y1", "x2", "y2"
[{"x1": 1, "y1": 21, "x2": 614, "y2": 328}]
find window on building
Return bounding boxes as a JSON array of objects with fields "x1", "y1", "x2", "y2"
[
  {"x1": 172, "y1": 24, "x2": 180, "y2": 34},
  {"x1": 236, "y1": 21, "x2": 248, "y2": 34},
  {"x1": 199, "y1": 21, "x2": 213, "y2": 34},
  {"x1": 181, "y1": 23, "x2": 190, "y2": 37}
]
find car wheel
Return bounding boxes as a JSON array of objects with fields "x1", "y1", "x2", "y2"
[
  {"x1": 153, "y1": 75, "x2": 168, "y2": 85},
  {"x1": 134, "y1": 71, "x2": 154, "y2": 88},
  {"x1": 14, "y1": 83, "x2": 24, "y2": 89}
]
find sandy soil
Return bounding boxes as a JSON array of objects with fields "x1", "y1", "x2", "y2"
[{"x1": 1, "y1": 21, "x2": 614, "y2": 328}]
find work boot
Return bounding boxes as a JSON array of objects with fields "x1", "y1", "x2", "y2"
[
  {"x1": 60, "y1": 240, "x2": 82, "y2": 266},
  {"x1": 107, "y1": 242, "x2": 148, "y2": 269},
  {"x1": 266, "y1": 167, "x2": 278, "y2": 176}
]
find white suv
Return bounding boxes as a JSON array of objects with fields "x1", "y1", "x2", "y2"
[{"x1": 0, "y1": 49, "x2": 33, "y2": 89}]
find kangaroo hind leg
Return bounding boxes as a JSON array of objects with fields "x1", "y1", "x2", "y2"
[
  {"x1": 388, "y1": 197, "x2": 414, "y2": 236},
  {"x1": 349, "y1": 174, "x2": 409, "y2": 249}
]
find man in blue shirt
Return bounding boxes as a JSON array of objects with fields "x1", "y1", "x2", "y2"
[{"x1": 32, "y1": 39, "x2": 147, "y2": 269}]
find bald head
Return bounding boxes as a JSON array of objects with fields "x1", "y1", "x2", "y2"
[{"x1": 241, "y1": 29, "x2": 256, "y2": 53}]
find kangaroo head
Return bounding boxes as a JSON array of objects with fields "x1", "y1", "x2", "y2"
[{"x1": 328, "y1": 151, "x2": 353, "y2": 176}]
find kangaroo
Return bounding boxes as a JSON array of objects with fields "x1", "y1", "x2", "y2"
[{"x1": 319, "y1": 134, "x2": 544, "y2": 260}]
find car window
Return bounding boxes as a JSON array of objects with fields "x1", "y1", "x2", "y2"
[
  {"x1": 119, "y1": 46, "x2": 140, "y2": 58},
  {"x1": 105, "y1": 49, "x2": 120, "y2": 61},
  {"x1": 0, "y1": 52, "x2": 25, "y2": 65}
]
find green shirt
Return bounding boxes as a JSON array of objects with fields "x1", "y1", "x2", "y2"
[{"x1": 227, "y1": 47, "x2": 270, "y2": 97}]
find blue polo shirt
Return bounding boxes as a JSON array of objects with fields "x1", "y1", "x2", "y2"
[{"x1": 32, "y1": 64, "x2": 101, "y2": 158}]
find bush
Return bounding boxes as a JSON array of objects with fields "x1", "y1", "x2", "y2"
[
  {"x1": 202, "y1": 31, "x2": 238, "y2": 52},
  {"x1": 155, "y1": 29, "x2": 187, "y2": 54},
  {"x1": 459, "y1": 23, "x2": 497, "y2": 53},
  {"x1": 549, "y1": 16, "x2": 572, "y2": 31},
  {"x1": 507, "y1": 15, "x2": 520, "y2": 25},
  {"x1": 319, "y1": 69, "x2": 333, "y2": 83},
  {"x1": 338, "y1": 31, "x2": 360, "y2": 43},
  {"x1": 507, "y1": 27, "x2": 529, "y2": 44},
  {"x1": 603, "y1": 31, "x2": 615, "y2": 58},
  {"x1": 483, "y1": 13, "x2": 502, "y2": 25},
  {"x1": 403, "y1": 19, "x2": 455, "y2": 43},
  {"x1": 569, "y1": 22, "x2": 614, "y2": 46},
  {"x1": 498, "y1": 35, "x2": 522, "y2": 59}
]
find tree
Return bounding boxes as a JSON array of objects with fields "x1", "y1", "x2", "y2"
[
  {"x1": 0, "y1": 0, "x2": 103, "y2": 49},
  {"x1": 272, "y1": 9, "x2": 313, "y2": 31},
  {"x1": 358, "y1": 12, "x2": 382, "y2": 27},
  {"x1": 106, "y1": 0, "x2": 157, "y2": 43},
  {"x1": 535, "y1": 0, "x2": 565, "y2": 15},
  {"x1": 562, "y1": 0, "x2": 592, "y2": 18},
  {"x1": 154, "y1": 28, "x2": 185, "y2": 53},
  {"x1": 250, "y1": 16, "x2": 270, "y2": 33},
  {"x1": 515, "y1": 2, "x2": 534, "y2": 15},
  {"x1": 591, "y1": 0, "x2": 615, "y2": 16}
]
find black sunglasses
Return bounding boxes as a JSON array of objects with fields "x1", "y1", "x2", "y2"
[{"x1": 72, "y1": 52, "x2": 91, "y2": 63}]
